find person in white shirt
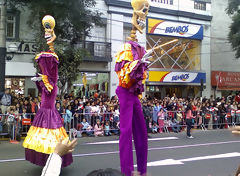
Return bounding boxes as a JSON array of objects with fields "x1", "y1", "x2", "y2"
[{"x1": 41, "y1": 138, "x2": 77, "y2": 176}]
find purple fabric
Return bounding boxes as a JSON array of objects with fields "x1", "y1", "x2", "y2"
[
  {"x1": 32, "y1": 108, "x2": 63, "y2": 129},
  {"x1": 36, "y1": 52, "x2": 58, "y2": 95},
  {"x1": 129, "y1": 61, "x2": 147, "y2": 95},
  {"x1": 115, "y1": 60, "x2": 128, "y2": 72},
  {"x1": 25, "y1": 148, "x2": 73, "y2": 168},
  {"x1": 115, "y1": 41, "x2": 148, "y2": 94},
  {"x1": 128, "y1": 40, "x2": 146, "y2": 61},
  {"x1": 24, "y1": 52, "x2": 73, "y2": 167},
  {"x1": 116, "y1": 86, "x2": 148, "y2": 176}
]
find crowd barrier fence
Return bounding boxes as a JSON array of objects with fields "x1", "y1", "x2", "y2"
[{"x1": 0, "y1": 110, "x2": 239, "y2": 139}]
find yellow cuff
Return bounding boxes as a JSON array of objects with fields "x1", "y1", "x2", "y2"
[{"x1": 42, "y1": 75, "x2": 53, "y2": 92}]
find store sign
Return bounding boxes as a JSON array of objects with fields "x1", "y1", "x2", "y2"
[
  {"x1": 147, "y1": 18, "x2": 203, "y2": 40},
  {"x1": 149, "y1": 71, "x2": 206, "y2": 83},
  {"x1": 211, "y1": 71, "x2": 240, "y2": 89},
  {"x1": 7, "y1": 41, "x2": 38, "y2": 54}
]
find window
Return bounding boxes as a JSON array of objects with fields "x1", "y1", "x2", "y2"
[
  {"x1": 6, "y1": 15, "x2": 16, "y2": 39},
  {"x1": 194, "y1": 1, "x2": 206, "y2": 11},
  {"x1": 151, "y1": 0, "x2": 173, "y2": 5},
  {"x1": 147, "y1": 35, "x2": 201, "y2": 71}
]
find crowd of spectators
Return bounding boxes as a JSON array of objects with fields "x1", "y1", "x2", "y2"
[{"x1": 1, "y1": 88, "x2": 240, "y2": 139}]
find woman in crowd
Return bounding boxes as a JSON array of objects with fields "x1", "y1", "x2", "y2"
[
  {"x1": 158, "y1": 108, "x2": 165, "y2": 133},
  {"x1": 186, "y1": 104, "x2": 194, "y2": 138}
]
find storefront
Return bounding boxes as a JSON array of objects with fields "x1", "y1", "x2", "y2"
[
  {"x1": 211, "y1": 71, "x2": 240, "y2": 97},
  {"x1": 147, "y1": 71, "x2": 206, "y2": 98},
  {"x1": 73, "y1": 72, "x2": 110, "y2": 98},
  {"x1": 5, "y1": 41, "x2": 37, "y2": 97},
  {"x1": 146, "y1": 17, "x2": 206, "y2": 98}
]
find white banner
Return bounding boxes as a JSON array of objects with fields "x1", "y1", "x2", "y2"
[
  {"x1": 148, "y1": 19, "x2": 203, "y2": 40},
  {"x1": 163, "y1": 72, "x2": 198, "y2": 83}
]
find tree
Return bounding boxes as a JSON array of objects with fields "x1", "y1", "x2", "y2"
[
  {"x1": 226, "y1": 0, "x2": 240, "y2": 58},
  {"x1": 8, "y1": 0, "x2": 102, "y2": 96}
]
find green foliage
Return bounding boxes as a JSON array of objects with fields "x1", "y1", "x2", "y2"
[
  {"x1": 226, "y1": 0, "x2": 240, "y2": 58},
  {"x1": 9, "y1": 0, "x2": 102, "y2": 95},
  {"x1": 226, "y1": 0, "x2": 240, "y2": 15},
  {"x1": 8, "y1": 0, "x2": 102, "y2": 42}
]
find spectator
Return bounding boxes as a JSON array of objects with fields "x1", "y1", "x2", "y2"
[
  {"x1": 0, "y1": 88, "x2": 12, "y2": 114},
  {"x1": 153, "y1": 102, "x2": 161, "y2": 123},
  {"x1": 56, "y1": 102, "x2": 63, "y2": 115},
  {"x1": 84, "y1": 102, "x2": 91, "y2": 123},
  {"x1": 235, "y1": 92, "x2": 240, "y2": 104},
  {"x1": 64, "y1": 105, "x2": 73, "y2": 131},
  {"x1": 186, "y1": 104, "x2": 194, "y2": 138},
  {"x1": 7, "y1": 108, "x2": 17, "y2": 140},
  {"x1": 158, "y1": 109, "x2": 165, "y2": 133},
  {"x1": 81, "y1": 118, "x2": 94, "y2": 137},
  {"x1": 94, "y1": 119, "x2": 104, "y2": 137},
  {"x1": 105, "y1": 121, "x2": 112, "y2": 136},
  {"x1": 152, "y1": 122, "x2": 158, "y2": 133}
]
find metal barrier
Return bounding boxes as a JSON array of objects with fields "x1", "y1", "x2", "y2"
[{"x1": 0, "y1": 110, "x2": 239, "y2": 138}]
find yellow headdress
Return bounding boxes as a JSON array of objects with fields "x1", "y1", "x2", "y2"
[{"x1": 42, "y1": 15, "x2": 56, "y2": 30}]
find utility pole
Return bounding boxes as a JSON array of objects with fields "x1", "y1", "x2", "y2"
[{"x1": 0, "y1": 0, "x2": 6, "y2": 92}]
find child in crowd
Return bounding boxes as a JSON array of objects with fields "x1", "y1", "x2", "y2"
[
  {"x1": 105, "y1": 121, "x2": 112, "y2": 136},
  {"x1": 149, "y1": 119, "x2": 153, "y2": 132},
  {"x1": 152, "y1": 122, "x2": 159, "y2": 133},
  {"x1": 7, "y1": 108, "x2": 17, "y2": 140},
  {"x1": 94, "y1": 119, "x2": 104, "y2": 137}
]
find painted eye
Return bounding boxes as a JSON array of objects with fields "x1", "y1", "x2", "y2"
[
  {"x1": 143, "y1": 8, "x2": 148, "y2": 13},
  {"x1": 44, "y1": 22, "x2": 51, "y2": 29}
]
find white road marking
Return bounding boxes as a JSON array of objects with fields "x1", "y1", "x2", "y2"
[
  {"x1": 0, "y1": 158, "x2": 25, "y2": 163},
  {"x1": 86, "y1": 137, "x2": 179, "y2": 145},
  {"x1": 1, "y1": 140, "x2": 240, "y2": 163},
  {"x1": 142, "y1": 152, "x2": 240, "y2": 167}
]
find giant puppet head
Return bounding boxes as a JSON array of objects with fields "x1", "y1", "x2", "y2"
[
  {"x1": 42, "y1": 15, "x2": 56, "y2": 51},
  {"x1": 131, "y1": 0, "x2": 150, "y2": 34}
]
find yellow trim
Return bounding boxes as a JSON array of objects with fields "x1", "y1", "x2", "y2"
[
  {"x1": 42, "y1": 75, "x2": 54, "y2": 92},
  {"x1": 147, "y1": 18, "x2": 164, "y2": 34},
  {"x1": 116, "y1": 43, "x2": 133, "y2": 63},
  {"x1": 23, "y1": 126, "x2": 69, "y2": 154},
  {"x1": 35, "y1": 52, "x2": 59, "y2": 61},
  {"x1": 149, "y1": 71, "x2": 169, "y2": 82}
]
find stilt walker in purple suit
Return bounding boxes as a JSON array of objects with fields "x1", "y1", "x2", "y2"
[{"x1": 115, "y1": 0, "x2": 153, "y2": 175}]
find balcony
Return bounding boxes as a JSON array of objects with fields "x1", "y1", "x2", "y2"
[{"x1": 75, "y1": 41, "x2": 112, "y2": 62}]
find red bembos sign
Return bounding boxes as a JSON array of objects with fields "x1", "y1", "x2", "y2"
[{"x1": 211, "y1": 71, "x2": 240, "y2": 89}]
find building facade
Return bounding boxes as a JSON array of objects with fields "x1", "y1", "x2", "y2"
[
  {"x1": 6, "y1": 0, "x2": 238, "y2": 99},
  {"x1": 104, "y1": 0, "x2": 212, "y2": 98},
  {"x1": 210, "y1": 0, "x2": 240, "y2": 98},
  {"x1": 5, "y1": 5, "x2": 111, "y2": 97}
]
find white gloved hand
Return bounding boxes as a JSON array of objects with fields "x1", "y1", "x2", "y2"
[
  {"x1": 31, "y1": 76, "x2": 42, "y2": 82},
  {"x1": 141, "y1": 49, "x2": 153, "y2": 64}
]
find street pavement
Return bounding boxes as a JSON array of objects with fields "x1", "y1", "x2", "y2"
[{"x1": 0, "y1": 129, "x2": 240, "y2": 176}]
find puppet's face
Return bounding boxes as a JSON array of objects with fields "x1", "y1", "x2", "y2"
[
  {"x1": 42, "y1": 15, "x2": 55, "y2": 31},
  {"x1": 131, "y1": 0, "x2": 150, "y2": 34}
]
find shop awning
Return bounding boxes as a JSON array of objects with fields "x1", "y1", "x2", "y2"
[
  {"x1": 6, "y1": 62, "x2": 36, "y2": 77},
  {"x1": 148, "y1": 71, "x2": 206, "y2": 85},
  {"x1": 211, "y1": 71, "x2": 240, "y2": 90}
]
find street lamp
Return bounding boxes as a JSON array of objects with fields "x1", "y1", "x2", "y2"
[{"x1": 6, "y1": 43, "x2": 18, "y2": 61}]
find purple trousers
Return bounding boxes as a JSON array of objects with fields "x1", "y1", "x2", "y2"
[{"x1": 116, "y1": 86, "x2": 148, "y2": 176}]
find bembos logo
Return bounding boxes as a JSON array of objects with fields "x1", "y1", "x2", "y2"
[
  {"x1": 165, "y1": 25, "x2": 189, "y2": 35},
  {"x1": 172, "y1": 74, "x2": 190, "y2": 81}
]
